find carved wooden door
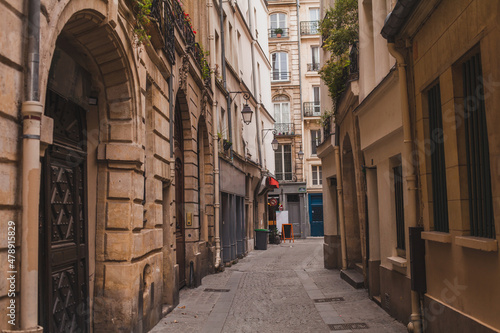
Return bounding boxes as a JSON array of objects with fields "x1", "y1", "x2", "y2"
[{"x1": 39, "y1": 90, "x2": 89, "y2": 332}]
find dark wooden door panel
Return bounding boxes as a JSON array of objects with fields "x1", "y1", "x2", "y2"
[{"x1": 40, "y1": 90, "x2": 89, "y2": 333}]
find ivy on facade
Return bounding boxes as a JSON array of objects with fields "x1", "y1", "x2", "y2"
[{"x1": 319, "y1": 0, "x2": 358, "y2": 103}]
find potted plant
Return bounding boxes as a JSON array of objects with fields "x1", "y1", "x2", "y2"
[
  {"x1": 223, "y1": 139, "x2": 232, "y2": 151},
  {"x1": 274, "y1": 27, "x2": 283, "y2": 38}
]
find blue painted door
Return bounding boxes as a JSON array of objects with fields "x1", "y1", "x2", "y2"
[{"x1": 309, "y1": 194, "x2": 324, "y2": 236}]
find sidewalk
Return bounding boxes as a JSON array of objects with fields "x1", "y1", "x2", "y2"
[{"x1": 151, "y1": 238, "x2": 406, "y2": 333}]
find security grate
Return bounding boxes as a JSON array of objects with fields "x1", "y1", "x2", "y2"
[
  {"x1": 314, "y1": 297, "x2": 345, "y2": 303},
  {"x1": 328, "y1": 323, "x2": 369, "y2": 330},
  {"x1": 203, "y1": 288, "x2": 230, "y2": 292}
]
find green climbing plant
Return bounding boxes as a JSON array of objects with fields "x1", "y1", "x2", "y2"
[
  {"x1": 130, "y1": 0, "x2": 153, "y2": 45},
  {"x1": 318, "y1": 0, "x2": 358, "y2": 102}
]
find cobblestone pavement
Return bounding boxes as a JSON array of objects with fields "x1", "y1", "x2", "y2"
[{"x1": 151, "y1": 238, "x2": 406, "y2": 333}]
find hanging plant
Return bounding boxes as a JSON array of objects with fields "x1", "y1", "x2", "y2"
[{"x1": 129, "y1": 0, "x2": 153, "y2": 45}]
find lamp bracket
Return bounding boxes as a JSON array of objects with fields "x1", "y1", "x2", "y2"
[
  {"x1": 262, "y1": 128, "x2": 277, "y2": 141},
  {"x1": 228, "y1": 91, "x2": 251, "y2": 102}
]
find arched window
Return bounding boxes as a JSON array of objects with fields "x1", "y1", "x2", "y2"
[
  {"x1": 272, "y1": 95, "x2": 290, "y2": 124},
  {"x1": 271, "y1": 52, "x2": 289, "y2": 81},
  {"x1": 270, "y1": 13, "x2": 287, "y2": 37}
]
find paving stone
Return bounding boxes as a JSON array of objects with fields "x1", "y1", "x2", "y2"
[{"x1": 151, "y1": 239, "x2": 406, "y2": 333}]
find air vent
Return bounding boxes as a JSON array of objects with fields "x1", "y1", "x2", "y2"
[
  {"x1": 204, "y1": 288, "x2": 230, "y2": 292},
  {"x1": 328, "y1": 323, "x2": 368, "y2": 330},
  {"x1": 314, "y1": 297, "x2": 345, "y2": 303}
]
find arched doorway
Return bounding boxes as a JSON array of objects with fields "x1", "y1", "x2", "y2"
[
  {"x1": 342, "y1": 134, "x2": 362, "y2": 267},
  {"x1": 198, "y1": 116, "x2": 210, "y2": 244},
  {"x1": 39, "y1": 9, "x2": 138, "y2": 331},
  {"x1": 174, "y1": 101, "x2": 186, "y2": 288}
]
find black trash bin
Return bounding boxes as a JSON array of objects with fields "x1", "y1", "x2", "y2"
[{"x1": 255, "y1": 229, "x2": 269, "y2": 250}]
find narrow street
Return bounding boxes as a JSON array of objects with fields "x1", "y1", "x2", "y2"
[{"x1": 151, "y1": 239, "x2": 405, "y2": 333}]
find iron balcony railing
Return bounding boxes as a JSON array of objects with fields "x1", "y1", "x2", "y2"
[
  {"x1": 268, "y1": 28, "x2": 289, "y2": 38},
  {"x1": 300, "y1": 21, "x2": 320, "y2": 35},
  {"x1": 274, "y1": 123, "x2": 295, "y2": 136},
  {"x1": 303, "y1": 102, "x2": 321, "y2": 117},
  {"x1": 271, "y1": 71, "x2": 291, "y2": 82},
  {"x1": 150, "y1": 0, "x2": 175, "y2": 64},
  {"x1": 307, "y1": 63, "x2": 320, "y2": 71}
]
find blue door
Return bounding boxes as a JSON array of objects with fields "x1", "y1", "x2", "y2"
[{"x1": 309, "y1": 194, "x2": 324, "y2": 236}]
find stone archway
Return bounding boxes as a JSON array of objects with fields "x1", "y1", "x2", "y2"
[
  {"x1": 342, "y1": 134, "x2": 362, "y2": 267},
  {"x1": 40, "y1": 8, "x2": 145, "y2": 331}
]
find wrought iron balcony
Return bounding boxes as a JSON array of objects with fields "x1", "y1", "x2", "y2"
[
  {"x1": 274, "y1": 123, "x2": 295, "y2": 136},
  {"x1": 268, "y1": 28, "x2": 289, "y2": 38},
  {"x1": 149, "y1": 0, "x2": 176, "y2": 64},
  {"x1": 307, "y1": 63, "x2": 320, "y2": 72},
  {"x1": 271, "y1": 71, "x2": 291, "y2": 82},
  {"x1": 303, "y1": 102, "x2": 321, "y2": 117},
  {"x1": 322, "y1": 116, "x2": 332, "y2": 144},
  {"x1": 300, "y1": 21, "x2": 320, "y2": 35}
]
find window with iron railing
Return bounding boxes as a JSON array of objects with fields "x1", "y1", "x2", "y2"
[
  {"x1": 427, "y1": 83, "x2": 449, "y2": 233},
  {"x1": 311, "y1": 130, "x2": 321, "y2": 155},
  {"x1": 303, "y1": 102, "x2": 321, "y2": 117},
  {"x1": 275, "y1": 145, "x2": 293, "y2": 181},
  {"x1": 274, "y1": 123, "x2": 295, "y2": 136},
  {"x1": 269, "y1": 27, "x2": 289, "y2": 38},
  {"x1": 462, "y1": 52, "x2": 494, "y2": 238},
  {"x1": 300, "y1": 21, "x2": 320, "y2": 35},
  {"x1": 271, "y1": 52, "x2": 289, "y2": 81}
]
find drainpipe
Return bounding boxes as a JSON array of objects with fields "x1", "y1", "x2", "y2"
[
  {"x1": 21, "y1": 0, "x2": 43, "y2": 331},
  {"x1": 220, "y1": 0, "x2": 232, "y2": 156},
  {"x1": 387, "y1": 42, "x2": 421, "y2": 333},
  {"x1": 210, "y1": 0, "x2": 222, "y2": 269},
  {"x1": 334, "y1": 144, "x2": 347, "y2": 270},
  {"x1": 296, "y1": 0, "x2": 304, "y2": 177},
  {"x1": 248, "y1": 0, "x2": 263, "y2": 166}
]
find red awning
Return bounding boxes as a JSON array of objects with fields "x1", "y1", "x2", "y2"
[{"x1": 268, "y1": 177, "x2": 279, "y2": 189}]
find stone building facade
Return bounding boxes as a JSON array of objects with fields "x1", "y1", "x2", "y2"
[
  {"x1": 0, "y1": 0, "x2": 271, "y2": 332},
  {"x1": 267, "y1": 0, "x2": 323, "y2": 239},
  {"x1": 319, "y1": 0, "x2": 500, "y2": 332}
]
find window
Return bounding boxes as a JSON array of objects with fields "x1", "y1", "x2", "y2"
[
  {"x1": 311, "y1": 130, "x2": 321, "y2": 155},
  {"x1": 270, "y1": 13, "x2": 287, "y2": 37},
  {"x1": 309, "y1": 8, "x2": 320, "y2": 34},
  {"x1": 309, "y1": 46, "x2": 320, "y2": 71},
  {"x1": 309, "y1": 8, "x2": 319, "y2": 21},
  {"x1": 394, "y1": 165, "x2": 405, "y2": 250},
  {"x1": 427, "y1": 83, "x2": 449, "y2": 232},
  {"x1": 312, "y1": 165, "x2": 322, "y2": 185},
  {"x1": 273, "y1": 95, "x2": 290, "y2": 123},
  {"x1": 275, "y1": 144, "x2": 292, "y2": 181},
  {"x1": 271, "y1": 52, "x2": 289, "y2": 81},
  {"x1": 462, "y1": 52, "x2": 494, "y2": 238}
]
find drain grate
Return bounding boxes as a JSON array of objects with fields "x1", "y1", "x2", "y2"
[
  {"x1": 328, "y1": 323, "x2": 369, "y2": 331},
  {"x1": 314, "y1": 297, "x2": 345, "y2": 303},
  {"x1": 204, "y1": 288, "x2": 230, "y2": 292}
]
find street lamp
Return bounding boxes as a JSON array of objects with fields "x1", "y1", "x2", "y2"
[
  {"x1": 241, "y1": 103, "x2": 253, "y2": 125},
  {"x1": 298, "y1": 145, "x2": 304, "y2": 161},
  {"x1": 228, "y1": 91, "x2": 253, "y2": 125},
  {"x1": 271, "y1": 137, "x2": 279, "y2": 151}
]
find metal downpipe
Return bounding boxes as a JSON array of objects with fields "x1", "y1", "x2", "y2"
[
  {"x1": 334, "y1": 146, "x2": 347, "y2": 270},
  {"x1": 21, "y1": 0, "x2": 44, "y2": 331},
  {"x1": 387, "y1": 42, "x2": 422, "y2": 333}
]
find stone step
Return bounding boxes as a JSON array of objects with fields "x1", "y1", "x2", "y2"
[
  {"x1": 340, "y1": 269, "x2": 364, "y2": 289},
  {"x1": 354, "y1": 262, "x2": 363, "y2": 274}
]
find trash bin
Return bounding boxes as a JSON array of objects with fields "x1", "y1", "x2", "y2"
[{"x1": 254, "y1": 229, "x2": 269, "y2": 250}]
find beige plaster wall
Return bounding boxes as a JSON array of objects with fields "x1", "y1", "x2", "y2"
[{"x1": 410, "y1": 0, "x2": 500, "y2": 329}]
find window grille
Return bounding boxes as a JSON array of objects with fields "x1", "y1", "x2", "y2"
[
  {"x1": 462, "y1": 53, "x2": 495, "y2": 238},
  {"x1": 428, "y1": 84, "x2": 449, "y2": 232},
  {"x1": 394, "y1": 165, "x2": 405, "y2": 250}
]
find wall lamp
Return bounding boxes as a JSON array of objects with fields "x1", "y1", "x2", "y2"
[
  {"x1": 262, "y1": 128, "x2": 279, "y2": 152},
  {"x1": 228, "y1": 91, "x2": 253, "y2": 125}
]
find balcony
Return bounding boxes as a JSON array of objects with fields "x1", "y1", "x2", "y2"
[
  {"x1": 268, "y1": 28, "x2": 289, "y2": 38},
  {"x1": 303, "y1": 102, "x2": 321, "y2": 117},
  {"x1": 274, "y1": 123, "x2": 295, "y2": 136},
  {"x1": 149, "y1": 0, "x2": 175, "y2": 64},
  {"x1": 300, "y1": 21, "x2": 319, "y2": 35},
  {"x1": 322, "y1": 116, "x2": 332, "y2": 144},
  {"x1": 307, "y1": 63, "x2": 320, "y2": 72},
  {"x1": 271, "y1": 71, "x2": 291, "y2": 82}
]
